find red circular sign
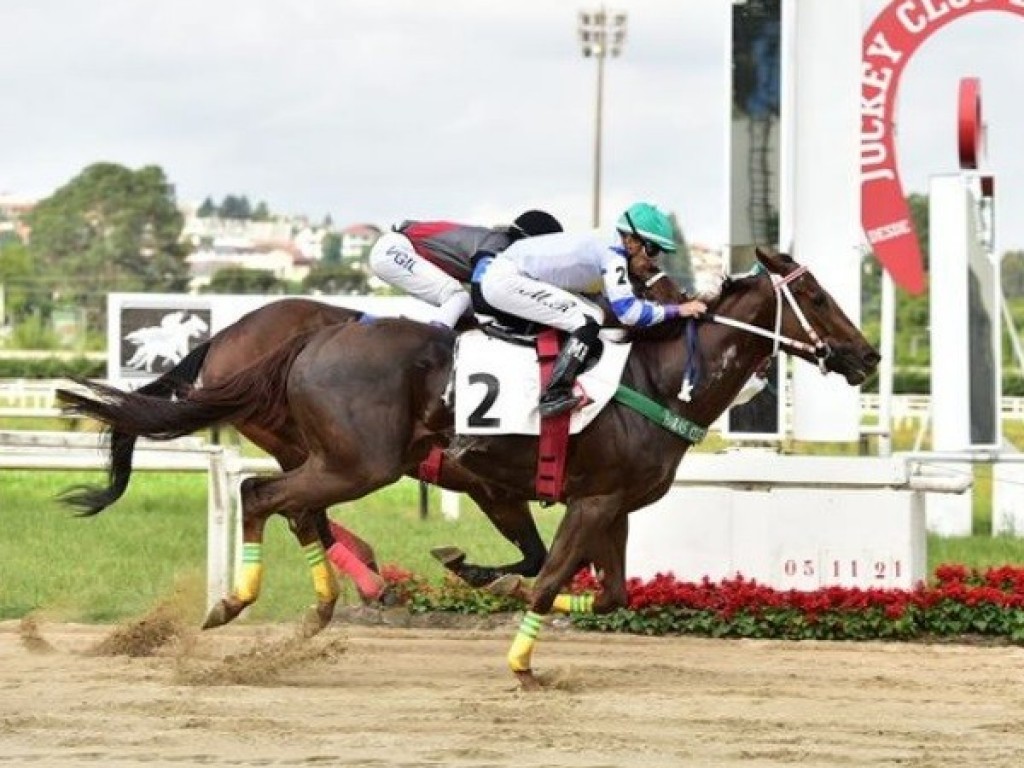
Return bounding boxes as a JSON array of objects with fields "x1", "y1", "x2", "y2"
[{"x1": 958, "y1": 77, "x2": 982, "y2": 170}]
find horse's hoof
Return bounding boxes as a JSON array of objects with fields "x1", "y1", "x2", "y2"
[
  {"x1": 202, "y1": 597, "x2": 248, "y2": 630},
  {"x1": 301, "y1": 600, "x2": 336, "y2": 637},
  {"x1": 430, "y1": 546, "x2": 466, "y2": 568},
  {"x1": 485, "y1": 574, "x2": 528, "y2": 599},
  {"x1": 201, "y1": 600, "x2": 236, "y2": 630},
  {"x1": 514, "y1": 670, "x2": 543, "y2": 692},
  {"x1": 363, "y1": 583, "x2": 401, "y2": 608}
]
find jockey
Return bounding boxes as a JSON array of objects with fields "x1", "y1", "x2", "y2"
[
  {"x1": 368, "y1": 210, "x2": 563, "y2": 329},
  {"x1": 471, "y1": 201, "x2": 708, "y2": 418}
]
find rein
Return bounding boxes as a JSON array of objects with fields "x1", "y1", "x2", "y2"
[{"x1": 707, "y1": 266, "x2": 831, "y2": 373}]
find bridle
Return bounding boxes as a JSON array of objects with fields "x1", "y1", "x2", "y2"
[
  {"x1": 644, "y1": 264, "x2": 832, "y2": 373},
  {"x1": 711, "y1": 265, "x2": 831, "y2": 372}
]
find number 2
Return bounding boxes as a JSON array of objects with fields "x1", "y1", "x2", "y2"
[{"x1": 468, "y1": 372, "x2": 500, "y2": 427}]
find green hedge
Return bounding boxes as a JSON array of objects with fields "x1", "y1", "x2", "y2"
[
  {"x1": 863, "y1": 370, "x2": 1024, "y2": 396},
  {"x1": 0, "y1": 355, "x2": 1019, "y2": 396},
  {"x1": 0, "y1": 357, "x2": 105, "y2": 379}
]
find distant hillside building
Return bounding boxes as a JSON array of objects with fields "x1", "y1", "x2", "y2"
[
  {"x1": 339, "y1": 224, "x2": 382, "y2": 263},
  {"x1": 0, "y1": 193, "x2": 36, "y2": 241}
]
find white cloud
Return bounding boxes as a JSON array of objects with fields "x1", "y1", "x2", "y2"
[{"x1": 2, "y1": 0, "x2": 1022, "y2": 253}]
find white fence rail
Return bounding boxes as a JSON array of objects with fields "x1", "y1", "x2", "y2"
[
  {"x1": 7, "y1": 379, "x2": 1024, "y2": 424},
  {"x1": 0, "y1": 430, "x2": 275, "y2": 611}
]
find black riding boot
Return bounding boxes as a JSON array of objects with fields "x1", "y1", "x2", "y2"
[{"x1": 539, "y1": 323, "x2": 600, "y2": 418}]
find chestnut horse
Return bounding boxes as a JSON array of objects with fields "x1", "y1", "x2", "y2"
[
  {"x1": 59, "y1": 248, "x2": 879, "y2": 687},
  {"x1": 60, "y1": 298, "x2": 547, "y2": 632}
]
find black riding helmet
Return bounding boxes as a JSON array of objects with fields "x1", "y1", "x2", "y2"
[{"x1": 509, "y1": 210, "x2": 562, "y2": 241}]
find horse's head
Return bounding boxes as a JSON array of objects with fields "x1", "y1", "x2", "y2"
[
  {"x1": 627, "y1": 252, "x2": 686, "y2": 304},
  {"x1": 753, "y1": 247, "x2": 879, "y2": 385}
]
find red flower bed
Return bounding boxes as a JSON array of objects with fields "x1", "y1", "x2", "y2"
[{"x1": 382, "y1": 564, "x2": 1024, "y2": 643}]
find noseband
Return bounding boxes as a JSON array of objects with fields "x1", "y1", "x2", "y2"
[{"x1": 708, "y1": 266, "x2": 832, "y2": 373}]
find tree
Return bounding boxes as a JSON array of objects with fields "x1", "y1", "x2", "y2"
[
  {"x1": 205, "y1": 267, "x2": 285, "y2": 294},
  {"x1": 252, "y1": 201, "x2": 270, "y2": 221},
  {"x1": 220, "y1": 194, "x2": 252, "y2": 220},
  {"x1": 1003, "y1": 250, "x2": 1024, "y2": 300},
  {"x1": 321, "y1": 232, "x2": 342, "y2": 265},
  {"x1": 197, "y1": 196, "x2": 217, "y2": 217},
  {"x1": 0, "y1": 238, "x2": 49, "y2": 324},
  {"x1": 25, "y1": 163, "x2": 189, "y2": 331},
  {"x1": 302, "y1": 263, "x2": 368, "y2": 295}
]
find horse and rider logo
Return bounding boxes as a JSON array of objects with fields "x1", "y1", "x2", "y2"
[{"x1": 119, "y1": 308, "x2": 211, "y2": 375}]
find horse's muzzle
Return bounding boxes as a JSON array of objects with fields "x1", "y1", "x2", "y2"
[{"x1": 827, "y1": 345, "x2": 881, "y2": 385}]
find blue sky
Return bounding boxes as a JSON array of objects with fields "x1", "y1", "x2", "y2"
[{"x1": 3, "y1": 0, "x2": 1022, "y2": 252}]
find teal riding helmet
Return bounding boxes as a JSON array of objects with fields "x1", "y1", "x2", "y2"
[{"x1": 615, "y1": 202, "x2": 677, "y2": 253}]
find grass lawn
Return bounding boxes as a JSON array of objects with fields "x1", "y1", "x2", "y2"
[{"x1": 3, "y1": 419, "x2": 1024, "y2": 622}]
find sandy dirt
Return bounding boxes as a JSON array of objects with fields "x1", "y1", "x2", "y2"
[{"x1": 2, "y1": 610, "x2": 1024, "y2": 768}]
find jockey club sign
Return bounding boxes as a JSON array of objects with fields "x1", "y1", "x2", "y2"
[{"x1": 862, "y1": 0, "x2": 1024, "y2": 294}]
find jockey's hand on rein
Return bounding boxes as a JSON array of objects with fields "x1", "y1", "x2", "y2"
[{"x1": 679, "y1": 300, "x2": 707, "y2": 319}]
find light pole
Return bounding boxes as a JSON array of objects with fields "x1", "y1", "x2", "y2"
[{"x1": 578, "y1": 7, "x2": 627, "y2": 228}]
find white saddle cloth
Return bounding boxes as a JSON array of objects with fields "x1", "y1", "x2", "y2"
[{"x1": 453, "y1": 329, "x2": 632, "y2": 435}]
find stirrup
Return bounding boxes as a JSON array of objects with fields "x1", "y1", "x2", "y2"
[{"x1": 539, "y1": 390, "x2": 581, "y2": 418}]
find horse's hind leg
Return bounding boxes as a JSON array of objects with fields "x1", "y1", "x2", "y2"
[
  {"x1": 202, "y1": 475, "x2": 277, "y2": 630},
  {"x1": 283, "y1": 511, "x2": 341, "y2": 637}
]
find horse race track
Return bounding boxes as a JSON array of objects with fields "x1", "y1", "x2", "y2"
[{"x1": 2, "y1": 613, "x2": 1024, "y2": 767}]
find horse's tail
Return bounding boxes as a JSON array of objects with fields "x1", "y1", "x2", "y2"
[
  {"x1": 58, "y1": 330, "x2": 314, "y2": 465},
  {"x1": 59, "y1": 341, "x2": 212, "y2": 516}
]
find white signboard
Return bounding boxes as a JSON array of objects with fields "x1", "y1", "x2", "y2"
[{"x1": 107, "y1": 293, "x2": 432, "y2": 387}]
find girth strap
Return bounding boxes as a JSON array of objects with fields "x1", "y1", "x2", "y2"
[{"x1": 535, "y1": 329, "x2": 571, "y2": 503}]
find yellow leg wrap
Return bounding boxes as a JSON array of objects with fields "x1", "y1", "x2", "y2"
[
  {"x1": 235, "y1": 543, "x2": 263, "y2": 602},
  {"x1": 508, "y1": 611, "x2": 543, "y2": 672},
  {"x1": 304, "y1": 543, "x2": 339, "y2": 602},
  {"x1": 552, "y1": 593, "x2": 595, "y2": 614}
]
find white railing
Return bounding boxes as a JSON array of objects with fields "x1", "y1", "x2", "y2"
[
  {"x1": 0, "y1": 430, "x2": 276, "y2": 611},
  {"x1": 5, "y1": 379, "x2": 1024, "y2": 423}
]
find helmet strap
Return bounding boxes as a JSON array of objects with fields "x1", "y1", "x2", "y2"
[{"x1": 623, "y1": 212, "x2": 660, "y2": 258}]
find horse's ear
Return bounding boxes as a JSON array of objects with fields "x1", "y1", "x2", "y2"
[{"x1": 754, "y1": 246, "x2": 784, "y2": 274}]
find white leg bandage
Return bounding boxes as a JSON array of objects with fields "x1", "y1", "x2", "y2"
[{"x1": 369, "y1": 232, "x2": 469, "y2": 327}]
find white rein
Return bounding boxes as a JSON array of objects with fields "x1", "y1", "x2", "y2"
[{"x1": 646, "y1": 265, "x2": 831, "y2": 373}]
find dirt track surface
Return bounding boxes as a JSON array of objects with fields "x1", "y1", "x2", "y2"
[{"x1": 2, "y1": 615, "x2": 1024, "y2": 767}]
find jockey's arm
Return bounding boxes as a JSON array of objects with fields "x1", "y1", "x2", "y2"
[{"x1": 601, "y1": 254, "x2": 678, "y2": 328}]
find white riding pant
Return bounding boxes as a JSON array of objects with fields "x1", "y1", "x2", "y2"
[
  {"x1": 368, "y1": 232, "x2": 470, "y2": 328},
  {"x1": 478, "y1": 255, "x2": 604, "y2": 333}
]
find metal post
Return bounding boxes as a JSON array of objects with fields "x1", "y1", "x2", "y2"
[
  {"x1": 592, "y1": 50, "x2": 605, "y2": 228},
  {"x1": 878, "y1": 269, "x2": 895, "y2": 456},
  {"x1": 578, "y1": 7, "x2": 627, "y2": 229}
]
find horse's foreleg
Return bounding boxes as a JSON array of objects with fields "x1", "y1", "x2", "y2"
[
  {"x1": 325, "y1": 516, "x2": 379, "y2": 573},
  {"x1": 506, "y1": 496, "x2": 624, "y2": 689},
  {"x1": 580, "y1": 512, "x2": 629, "y2": 614},
  {"x1": 436, "y1": 498, "x2": 547, "y2": 587},
  {"x1": 431, "y1": 462, "x2": 547, "y2": 586},
  {"x1": 505, "y1": 500, "x2": 595, "y2": 689}
]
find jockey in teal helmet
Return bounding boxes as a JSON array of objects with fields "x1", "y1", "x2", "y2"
[
  {"x1": 471, "y1": 200, "x2": 707, "y2": 418},
  {"x1": 616, "y1": 201, "x2": 678, "y2": 256}
]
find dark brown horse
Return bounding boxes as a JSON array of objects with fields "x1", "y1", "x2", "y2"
[
  {"x1": 60, "y1": 297, "x2": 547, "y2": 632},
  {"x1": 59, "y1": 248, "x2": 879, "y2": 687}
]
